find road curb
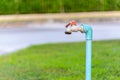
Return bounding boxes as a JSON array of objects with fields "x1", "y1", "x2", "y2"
[{"x1": 0, "y1": 11, "x2": 120, "y2": 22}]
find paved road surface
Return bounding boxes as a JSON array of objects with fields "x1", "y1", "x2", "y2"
[{"x1": 0, "y1": 21, "x2": 120, "y2": 54}]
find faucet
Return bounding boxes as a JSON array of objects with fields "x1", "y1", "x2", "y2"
[
  {"x1": 65, "y1": 20, "x2": 84, "y2": 34},
  {"x1": 65, "y1": 20, "x2": 93, "y2": 80},
  {"x1": 65, "y1": 20, "x2": 92, "y2": 40}
]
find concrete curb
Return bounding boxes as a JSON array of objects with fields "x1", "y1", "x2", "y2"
[{"x1": 0, "y1": 11, "x2": 120, "y2": 22}]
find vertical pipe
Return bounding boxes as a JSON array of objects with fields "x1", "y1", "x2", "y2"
[
  {"x1": 86, "y1": 40, "x2": 92, "y2": 80},
  {"x1": 81, "y1": 24, "x2": 92, "y2": 80},
  {"x1": 65, "y1": 23, "x2": 92, "y2": 80}
]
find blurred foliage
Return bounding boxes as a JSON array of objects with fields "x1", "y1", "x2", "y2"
[{"x1": 0, "y1": 0, "x2": 120, "y2": 14}]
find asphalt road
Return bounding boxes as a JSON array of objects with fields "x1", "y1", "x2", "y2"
[{"x1": 0, "y1": 21, "x2": 120, "y2": 54}]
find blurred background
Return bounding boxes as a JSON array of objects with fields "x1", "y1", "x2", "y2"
[
  {"x1": 0, "y1": 0, "x2": 120, "y2": 14},
  {"x1": 0, "y1": 0, "x2": 120, "y2": 80},
  {"x1": 0, "y1": 0, "x2": 120, "y2": 54}
]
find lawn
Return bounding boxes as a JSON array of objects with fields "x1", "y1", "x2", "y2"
[{"x1": 0, "y1": 40, "x2": 120, "y2": 80}]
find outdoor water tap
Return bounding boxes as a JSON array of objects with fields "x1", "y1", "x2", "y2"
[
  {"x1": 65, "y1": 20, "x2": 84, "y2": 34},
  {"x1": 65, "y1": 20, "x2": 93, "y2": 80}
]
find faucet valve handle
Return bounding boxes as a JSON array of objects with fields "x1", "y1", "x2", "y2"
[
  {"x1": 65, "y1": 23, "x2": 71, "y2": 28},
  {"x1": 65, "y1": 20, "x2": 77, "y2": 28},
  {"x1": 70, "y1": 20, "x2": 77, "y2": 26}
]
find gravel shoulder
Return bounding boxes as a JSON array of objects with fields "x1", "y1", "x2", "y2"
[{"x1": 0, "y1": 11, "x2": 120, "y2": 22}]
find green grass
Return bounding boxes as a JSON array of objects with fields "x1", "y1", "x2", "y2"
[
  {"x1": 0, "y1": 40, "x2": 120, "y2": 80},
  {"x1": 0, "y1": 0, "x2": 120, "y2": 14}
]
